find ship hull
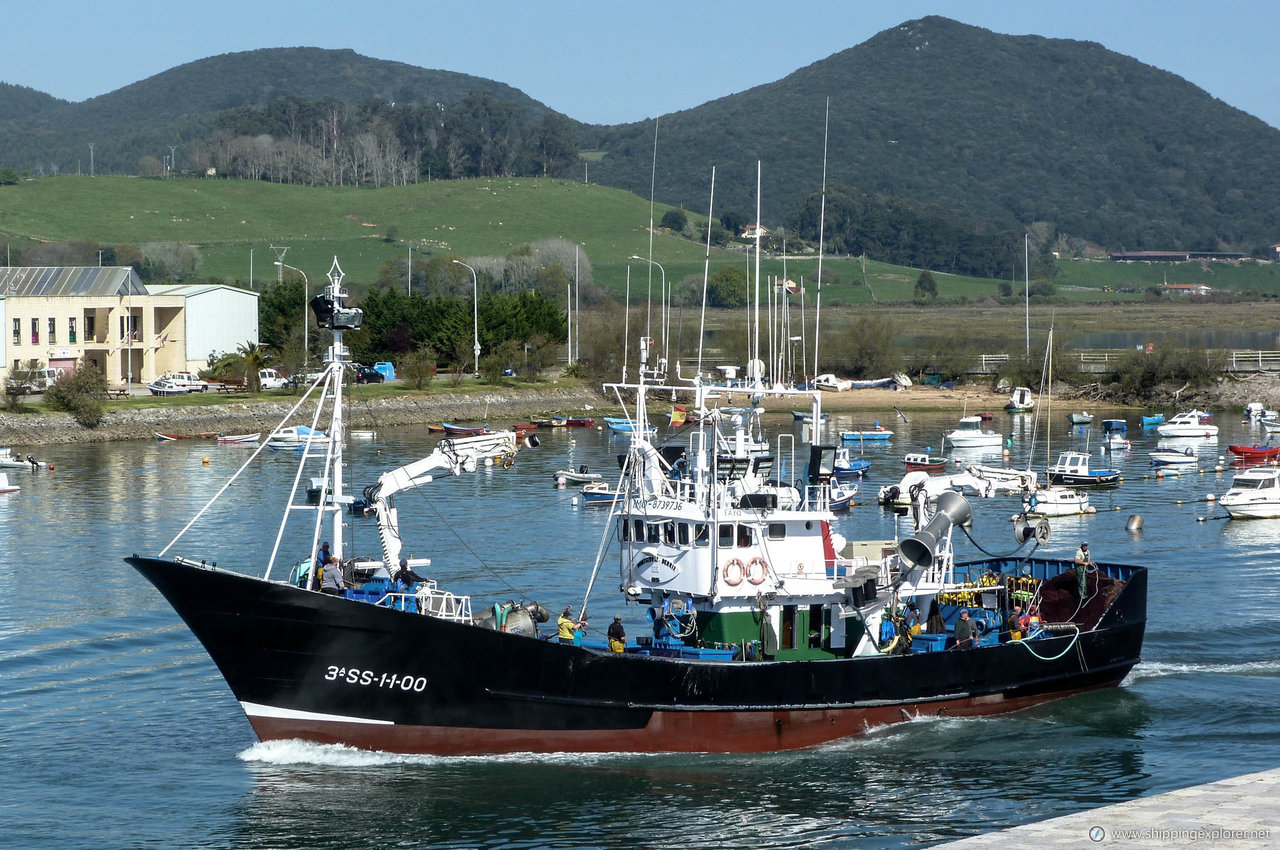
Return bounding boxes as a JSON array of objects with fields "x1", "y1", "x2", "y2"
[{"x1": 126, "y1": 556, "x2": 1146, "y2": 755}]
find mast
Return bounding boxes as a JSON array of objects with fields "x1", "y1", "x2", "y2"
[
  {"x1": 813, "y1": 98, "x2": 829, "y2": 380},
  {"x1": 697, "y1": 165, "x2": 715, "y2": 379},
  {"x1": 753, "y1": 160, "x2": 762, "y2": 387}
]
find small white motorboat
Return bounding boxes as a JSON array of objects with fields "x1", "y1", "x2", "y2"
[
  {"x1": 266, "y1": 425, "x2": 331, "y2": 450},
  {"x1": 1020, "y1": 486, "x2": 1094, "y2": 518},
  {"x1": 1220, "y1": 467, "x2": 1280, "y2": 519},
  {"x1": 1149, "y1": 445, "x2": 1197, "y2": 466},
  {"x1": 554, "y1": 466, "x2": 603, "y2": 486},
  {"x1": 1157, "y1": 411, "x2": 1218, "y2": 438},
  {"x1": 944, "y1": 416, "x2": 1004, "y2": 449},
  {"x1": 216, "y1": 433, "x2": 261, "y2": 445},
  {"x1": 147, "y1": 379, "x2": 188, "y2": 397}
]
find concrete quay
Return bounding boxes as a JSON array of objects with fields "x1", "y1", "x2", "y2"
[{"x1": 931, "y1": 767, "x2": 1279, "y2": 848}]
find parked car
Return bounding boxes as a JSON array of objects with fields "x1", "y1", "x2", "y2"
[
  {"x1": 6, "y1": 366, "x2": 65, "y2": 393},
  {"x1": 158, "y1": 372, "x2": 208, "y2": 393},
  {"x1": 352, "y1": 365, "x2": 384, "y2": 384},
  {"x1": 258, "y1": 368, "x2": 288, "y2": 390}
]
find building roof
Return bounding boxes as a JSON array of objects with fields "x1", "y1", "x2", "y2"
[
  {"x1": 148, "y1": 283, "x2": 257, "y2": 299},
  {"x1": 0, "y1": 266, "x2": 147, "y2": 297}
]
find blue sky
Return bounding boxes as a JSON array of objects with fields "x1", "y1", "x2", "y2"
[{"x1": 7, "y1": 0, "x2": 1278, "y2": 128}]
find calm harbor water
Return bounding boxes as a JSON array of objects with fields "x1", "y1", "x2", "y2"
[{"x1": 4, "y1": 406, "x2": 1280, "y2": 849}]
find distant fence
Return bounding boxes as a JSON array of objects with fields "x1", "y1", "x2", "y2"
[{"x1": 962, "y1": 349, "x2": 1280, "y2": 376}]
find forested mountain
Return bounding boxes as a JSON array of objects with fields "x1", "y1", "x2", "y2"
[
  {"x1": 0, "y1": 83, "x2": 66, "y2": 122},
  {"x1": 0, "y1": 48, "x2": 573, "y2": 180},
  {"x1": 590, "y1": 17, "x2": 1280, "y2": 253},
  {"x1": 4, "y1": 19, "x2": 1280, "y2": 254}
]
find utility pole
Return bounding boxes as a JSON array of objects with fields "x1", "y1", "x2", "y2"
[{"x1": 88, "y1": 143, "x2": 94, "y2": 177}]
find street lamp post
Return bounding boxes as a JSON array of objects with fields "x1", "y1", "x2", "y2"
[
  {"x1": 629, "y1": 255, "x2": 666, "y2": 360},
  {"x1": 452, "y1": 260, "x2": 480, "y2": 375},
  {"x1": 275, "y1": 261, "x2": 310, "y2": 367}
]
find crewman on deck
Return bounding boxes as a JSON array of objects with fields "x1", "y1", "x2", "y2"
[
  {"x1": 952, "y1": 609, "x2": 975, "y2": 650},
  {"x1": 607, "y1": 616, "x2": 626, "y2": 653},
  {"x1": 1007, "y1": 605, "x2": 1024, "y2": 641},
  {"x1": 558, "y1": 606, "x2": 586, "y2": 645}
]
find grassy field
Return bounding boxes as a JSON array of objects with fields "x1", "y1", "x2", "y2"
[{"x1": 4, "y1": 175, "x2": 1280, "y2": 307}]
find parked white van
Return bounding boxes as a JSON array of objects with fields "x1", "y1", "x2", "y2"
[
  {"x1": 5, "y1": 366, "x2": 65, "y2": 393},
  {"x1": 258, "y1": 368, "x2": 288, "y2": 390}
]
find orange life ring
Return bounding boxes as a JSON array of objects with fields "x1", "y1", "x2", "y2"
[
  {"x1": 722, "y1": 559, "x2": 745, "y2": 587},
  {"x1": 746, "y1": 557, "x2": 768, "y2": 585}
]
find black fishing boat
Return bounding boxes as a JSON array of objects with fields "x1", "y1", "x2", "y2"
[{"x1": 126, "y1": 259, "x2": 1147, "y2": 756}]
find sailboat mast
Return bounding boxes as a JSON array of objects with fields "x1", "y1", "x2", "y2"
[
  {"x1": 697, "y1": 166, "x2": 715, "y2": 378},
  {"x1": 813, "y1": 98, "x2": 829, "y2": 380},
  {"x1": 753, "y1": 160, "x2": 762, "y2": 385}
]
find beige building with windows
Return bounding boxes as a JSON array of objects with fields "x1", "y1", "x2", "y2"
[{"x1": 0, "y1": 266, "x2": 258, "y2": 388}]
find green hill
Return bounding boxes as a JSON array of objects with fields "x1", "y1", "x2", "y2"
[
  {"x1": 8, "y1": 175, "x2": 1280, "y2": 306},
  {"x1": 591, "y1": 16, "x2": 1280, "y2": 253}
]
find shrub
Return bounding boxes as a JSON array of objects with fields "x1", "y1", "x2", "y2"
[{"x1": 44, "y1": 361, "x2": 109, "y2": 427}]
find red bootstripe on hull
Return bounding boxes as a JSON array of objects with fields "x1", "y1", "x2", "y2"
[{"x1": 247, "y1": 678, "x2": 1123, "y2": 755}]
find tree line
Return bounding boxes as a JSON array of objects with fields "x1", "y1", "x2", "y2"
[{"x1": 192, "y1": 92, "x2": 581, "y2": 186}]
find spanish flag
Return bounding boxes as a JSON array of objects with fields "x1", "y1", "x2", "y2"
[{"x1": 670, "y1": 405, "x2": 687, "y2": 426}]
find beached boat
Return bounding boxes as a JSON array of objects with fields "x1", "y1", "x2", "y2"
[
  {"x1": 944, "y1": 415, "x2": 1003, "y2": 449},
  {"x1": 155, "y1": 431, "x2": 218, "y2": 441},
  {"x1": 1004, "y1": 386, "x2": 1034, "y2": 412},
  {"x1": 813, "y1": 373, "x2": 852, "y2": 392},
  {"x1": 1157, "y1": 411, "x2": 1218, "y2": 438},
  {"x1": 147, "y1": 379, "x2": 188, "y2": 397},
  {"x1": 1220, "y1": 467, "x2": 1280, "y2": 519},
  {"x1": 1046, "y1": 451, "x2": 1120, "y2": 487},
  {"x1": 123, "y1": 259, "x2": 1147, "y2": 758}
]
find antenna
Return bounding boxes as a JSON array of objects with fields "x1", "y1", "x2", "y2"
[{"x1": 270, "y1": 245, "x2": 289, "y2": 285}]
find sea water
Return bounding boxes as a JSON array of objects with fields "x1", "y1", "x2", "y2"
[{"x1": 2, "y1": 409, "x2": 1278, "y2": 849}]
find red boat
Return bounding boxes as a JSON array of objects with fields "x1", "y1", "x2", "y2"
[
  {"x1": 1228, "y1": 444, "x2": 1280, "y2": 460},
  {"x1": 553, "y1": 416, "x2": 595, "y2": 427}
]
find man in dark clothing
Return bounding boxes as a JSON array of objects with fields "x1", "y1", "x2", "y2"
[
  {"x1": 607, "y1": 616, "x2": 626, "y2": 653},
  {"x1": 392, "y1": 557, "x2": 427, "y2": 589},
  {"x1": 952, "y1": 609, "x2": 975, "y2": 650}
]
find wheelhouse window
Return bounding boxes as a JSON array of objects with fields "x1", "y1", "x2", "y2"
[
  {"x1": 768, "y1": 523, "x2": 786, "y2": 540},
  {"x1": 718, "y1": 523, "x2": 734, "y2": 548},
  {"x1": 619, "y1": 518, "x2": 631, "y2": 541},
  {"x1": 646, "y1": 523, "x2": 660, "y2": 544},
  {"x1": 694, "y1": 523, "x2": 709, "y2": 547},
  {"x1": 677, "y1": 522, "x2": 690, "y2": 545},
  {"x1": 736, "y1": 525, "x2": 754, "y2": 548}
]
